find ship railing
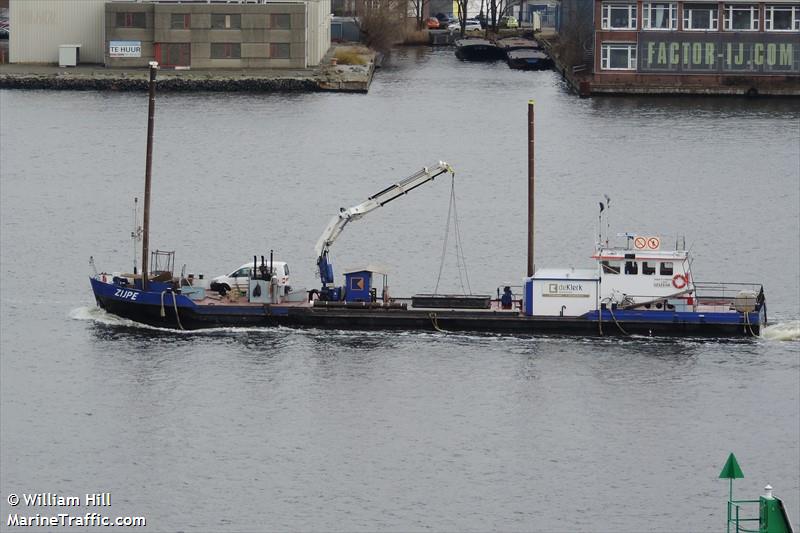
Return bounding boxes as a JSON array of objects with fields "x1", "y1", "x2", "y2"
[
  {"x1": 693, "y1": 282, "x2": 765, "y2": 310},
  {"x1": 727, "y1": 499, "x2": 760, "y2": 533}
]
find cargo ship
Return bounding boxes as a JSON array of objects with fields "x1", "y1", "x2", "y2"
[{"x1": 89, "y1": 63, "x2": 766, "y2": 336}]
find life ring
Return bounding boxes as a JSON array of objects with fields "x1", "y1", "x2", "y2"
[{"x1": 672, "y1": 273, "x2": 688, "y2": 289}]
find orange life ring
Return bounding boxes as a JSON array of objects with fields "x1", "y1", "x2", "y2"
[{"x1": 672, "y1": 273, "x2": 688, "y2": 289}]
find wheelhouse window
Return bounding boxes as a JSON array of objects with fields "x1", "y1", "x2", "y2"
[
  {"x1": 211, "y1": 14, "x2": 241, "y2": 29},
  {"x1": 642, "y1": 2, "x2": 677, "y2": 29},
  {"x1": 270, "y1": 43, "x2": 291, "y2": 59},
  {"x1": 602, "y1": 261, "x2": 621, "y2": 274},
  {"x1": 624, "y1": 261, "x2": 639, "y2": 275},
  {"x1": 642, "y1": 262, "x2": 656, "y2": 275},
  {"x1": 171, "y1": 14, "x2": 190, "y2": 29},
  {"x1": 116, "y1": 12, "x2": 146, "y2": 28},
  {"x1": 683, "y1": 3, "x2": 718, "y2": 30},
  {"x1": 660, "y1": 262, "x2": 674, "y2": 275},
  {"x1": 271, "y1": 13, "x2": 291, "y2": 29},
  {"x1": 765, "y1": 4, "x2": 800, "y2": 30},
  {"x1": 210, "y1": 43, "x2": 241, "y2": 59},
  {"x1": 724, "y1": 4, "x2": 759, "y2": 30},
  {"x1": 601, "y1": 43, "x2": 637, "y2": 70},
  {"x1": 602, "y1": 3, "x2": 637, "y2": 29}
]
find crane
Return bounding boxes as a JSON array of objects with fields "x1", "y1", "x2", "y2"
[{"x1": 314, "y1": 161, "x2": 455, "y2": 300}]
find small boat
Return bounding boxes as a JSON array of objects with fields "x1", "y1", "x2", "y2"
[
  {"x1": 454, "y1": 39, "x2": 505, "y2": 61},
  {"x1": 495, "y1": 36, "x2": 541, "y2": 53},
  {"x1": 89, "y1": 73, "x2": 767, "y2": 336},
  {"x1": 506, "y1": 48, "x2": 553, "y2": 70}
]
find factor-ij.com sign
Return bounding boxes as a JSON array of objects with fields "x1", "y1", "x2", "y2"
[
  {"x1": 638, "y1": 32, "x2": 799, "y2": 74},
  {"x1": 109, "y1": 41, "x2": 141, "y2": 58}
]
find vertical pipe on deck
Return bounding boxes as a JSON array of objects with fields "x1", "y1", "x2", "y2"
[
  {"x1": 141, "y1": 61, "x2": 158, "y2": 291},
  {"x1": 527, "y1": 100, "x2": 535, "y2": 278}
]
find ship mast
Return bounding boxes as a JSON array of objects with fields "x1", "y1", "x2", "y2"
[
  {"x1": 140, "y1": 61, "x2": 158, "y2": 291},
  {"x1": 527, "y1": 100, "x2": 535, "y2": 277}
]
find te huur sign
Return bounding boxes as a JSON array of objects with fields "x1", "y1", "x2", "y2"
[{"x1": 638, "y1": 32, "x2": 800, "y2": 74}]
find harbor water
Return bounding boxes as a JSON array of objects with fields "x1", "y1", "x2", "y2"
[{"x1": 1, "y1": 47, "x2": 799, "y2": 531}]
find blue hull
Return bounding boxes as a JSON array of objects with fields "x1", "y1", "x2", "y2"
[{"x1": 90, "y1": 278, "x2": 764, "y2": 336}]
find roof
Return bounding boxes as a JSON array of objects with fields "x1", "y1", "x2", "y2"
[
  {"x1": 342, "y1": 264, "x2": 390, "y2": 275},
  {"x1": 532, "y1": 268, "x2": 598, "y2": 280}
]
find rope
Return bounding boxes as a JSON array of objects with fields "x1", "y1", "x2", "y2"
[
  {"x1": 743, "y1": 309, "x2": 756, "y2": 337},
  {"x1": 434, "y1": 176, "x2": 472, "y2": 296},
  {"x1": 598, "y1": 309, "x2": 604, "y2": 336},
  {"x1": 429, "y1": 312, "x2": 447, "y2": 333},
  {"x1": 160, "y1": 290, "x2": 166, "y2": 317},
  {"x1": 434, "y1": 180, "x2": 454, "y2": 295},
  {"x1": 171, "y1": 292, "x2": 184, "y2": 330},
  {"x1": 608, "y1": 307, "x2": 629, "y2": 336}
]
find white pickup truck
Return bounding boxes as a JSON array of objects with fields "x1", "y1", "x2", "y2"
[{"x1": 211, "y1": 261, "x2": 291, "y2": 292}]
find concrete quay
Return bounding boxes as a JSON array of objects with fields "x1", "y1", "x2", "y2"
[{"x1": 0, "y1": 45, "x2": 375, "y2": 93}]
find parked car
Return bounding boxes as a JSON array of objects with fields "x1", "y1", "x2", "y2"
[
  {"x1": 426, "y1": 17, "x2": 440, "y2": 29},
  {"x1": 448, "y1": 19, "x2": 482, "y2": 32},
  {"x1": 499, "y1": 15, "x2": 519, "y2": 28},
  {"x1": 435, "y1": 13, "x2": 457, "y2": 26}
]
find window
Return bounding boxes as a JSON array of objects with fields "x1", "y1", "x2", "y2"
[
  {"x1": 271, "y1": 13, "x2": 291, "y2": 29},
  {"x1": 601, "y1": 43, "x2": 637, "y2": 70},
  {"x1": 602, "y1": 3, "x2": 637, "y2": 29},
  {"x1": 602, "y1": 261, "x2": 621, "y2": 274},
  {"x1": 660, "y1": 262, "x2": 674, "y2": 275},
  {"x1": 642, "y1": 2, "x2": 677, "y2": 29},
  {"x1": 171, "y1": 14, "x2": 190, "y2": 29},
  {"x1": 642, "y1": 262, "x2": 656, "y2": 275},
  {"x1": 624, "y1": 261, "x2": 639, "y2": 275},
  {"x1": 724, "y1": 4, "x2": 759, "y2": 30},
  {"x1": 156, "y1": 43, "x2": 190, "y2": 66},
  {"x1": 210, "y1": 43, "x2": 241, "y2": 59},
  {"x1": 116, "y1": 12, "x2": 146, "y2": 28},
  {"x1": 683, "y1": 3, "x2": 718, "y2": 30},
  {"x1": 232, "y1": 267, "x2": 251, "y2": 278},
  {"x1": 211, "y1": 14, "x2": 241, "y2": 29},
  {"x1": 284, "y1": 264, "x2": 290, "y2": 275},
  {"x1": 765, "y1": 4, "x2": 799, "y2": 30},
  {"x1": 271, "y1": 43, "x2": 291, "y2": 59}
]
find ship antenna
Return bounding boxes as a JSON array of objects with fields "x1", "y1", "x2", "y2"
[
  {"x1": 598, "y1": 201, "x2": 604, "y2": 247},
  {"x1": 604, "y1": 194, "x2": 611, "y2": 246}
]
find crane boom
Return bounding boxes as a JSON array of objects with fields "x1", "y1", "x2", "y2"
[{"x1": 315, "y1": 161, "x2": 454, "y2": 284}]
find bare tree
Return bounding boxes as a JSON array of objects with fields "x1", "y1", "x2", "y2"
[
  {"x1": 488, "y1": 0, "x2": 507, "y2": 31},
  {"x1": 409, "y1": 0, "x2": 430, "y2": 29},
  {"x1": 356, "y1": 0, "x2": 410, "y2": 52},
  {"x1": 454, "y1": 0, "x2": 469, "y2": 36}
]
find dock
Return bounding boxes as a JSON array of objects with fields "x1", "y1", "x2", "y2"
[{"x1": 0, "y1": 45, "x2": 376, "y2": 93}]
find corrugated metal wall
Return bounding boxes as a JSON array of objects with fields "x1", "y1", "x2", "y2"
[{"x1": 10, "y1": 0, "x2": 105, "y2": 63}]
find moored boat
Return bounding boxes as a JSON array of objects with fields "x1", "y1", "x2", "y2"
[
  {"x1": 506, "y1": 49, "x2": 553, "y2": 70},
  {"x1": 454, "y1": 38, "x2": 505, "y2": 61}
]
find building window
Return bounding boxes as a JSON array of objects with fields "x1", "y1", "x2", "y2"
[
  {"x1": 156, "y1": 43, "x2": 191, "y2": 66},
  {"x1": 601, "y1": 3, "x2": 637, "y2": 29},
  {"x1": 210, "y1": 43, "x2": 241, "y2": 59},
  {"x1": 271, "y1": 13, "x2": 291, "y2": 29},
  {"x1": 211, "y1": 14, "x2": 242, "y2": 29},
  {"x1": 171, "y1": 14, "x2": 190, "y2": 29},
  {"x1": 116, "y1": 12, "x2": 146, "y2": 28},
  {"x1": 270, "y1": 43, "x2": 291, "y2": 58},
  {"x1": 724, "y1": 4, "x2": 759, "y2": 30},
  {"x1": 765, "y1": 4, "x2": 799, "y2": 30},
  {"x1": 601, "y1": 43, "x2": 637, "y2": 69},
  {"x1": 683, "y1": 3, "x2": 718, "y2": 30},
  {"x1": 642, "y1": 2, "x2": 676, "y2": 29}
]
